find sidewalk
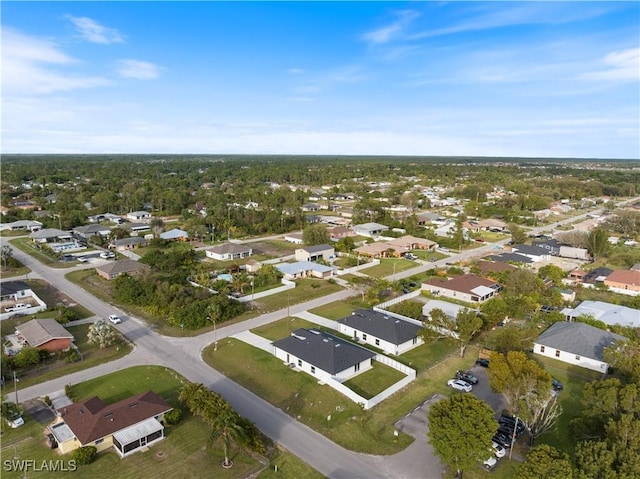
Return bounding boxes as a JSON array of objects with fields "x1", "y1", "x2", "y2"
[
  {"x1": 293, "y1": 311, "x2": 339, "y2": 330},
  {"x1": 231, "y1": 331, "x2": 273, "y2": 353}
]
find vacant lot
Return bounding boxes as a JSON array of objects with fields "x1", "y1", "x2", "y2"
[
  {"x1": 28, "y1": 279, "x2": 93, "y2": 318},
  {"x1": 363, "y1": 258, "x2": 419, "y2": 278}
]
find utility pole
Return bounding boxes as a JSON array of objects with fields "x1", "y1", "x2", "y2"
[{"x1": 13, "y1": 370, "x2": 18, "y2": 405}]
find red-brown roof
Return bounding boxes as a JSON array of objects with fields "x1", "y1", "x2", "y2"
[
  {"x1": 605, "y1": 270, "x2": 640, "y2": 286},
  {"x1": 425, "y1": 274, "x2": 498, "y2": 295},
  {"x1": 61, "y1": 391, "x2": 171, "y2": 445}
]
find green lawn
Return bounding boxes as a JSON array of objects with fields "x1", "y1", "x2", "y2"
[
  {"x1": 394, "y1": 339, "x2": 458, "y2": 373},
  {"x1": 363, "y1": 258, "x2": 418, "y2": 278},
  {"x1": 343, "y1": 362, "x2": 407, "y2": 399},
  {"x1": 531, "y1": 355, "x2": 602, "y2": 456},
  {"x1": 9, "y1": 322, "x2": 132, "y2": 391},
  {"x1": 308, "y1": 298, "x2": 367, "y2": 320},
  {"x1": 203, "y1": 337, "x2": 479, "y2": 455},
  {"x1": 27, "y1": 278, "x2": 94, "y2": 319},
  {"x1": 251, "y1": 317, "x2": 318, "y2": 341},
  {"x1": 9, "y1": 238, "x2": 78, "y2": 268},
  {"x1": 257, "y1": 447, "x2": 324, "y2": 479},
  {"x1": 2, "y1": 366, "x2": 262, "y2": 479}
]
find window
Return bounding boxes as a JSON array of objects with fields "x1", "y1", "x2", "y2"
[
  {"x1": 540, "y1": 346, "x2": 545, "y2": 353},
  {"x1": 297, "y1": 359, "x2": 302, "y2": 367},
  {"x1": 555, "y1": 350, "x2": 560, "y2": 357},
  {"x1": 575, "y1": 355, "x2": 581, "y2": 361},
  {"x1": 362, "y1": 333, "x2": 367, "y2": 340},
  {"x1": 311, "y1": 366, "x2": 315, "y2": 374},
  {"x1": 95, "y1": 438, "x2": 104, "y2": 445},
  {"x1": 375, "y1": 339, "x2": 380, "y2": 346},
  {"x1": 354, "y1": 363, "x2": 360, "y2": 372}
]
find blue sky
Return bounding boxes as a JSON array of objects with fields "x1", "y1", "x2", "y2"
[{"x1": 2, "y1": 1, "x2": 639, "y2": 158}]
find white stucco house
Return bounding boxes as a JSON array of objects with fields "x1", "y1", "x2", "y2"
[
  {"x1": 351, "y1": 222, "x2": 389, "y2": 238},
  {"x1": 337, "y1": 309, "x2": 423, "y2": 356},
  {"x1": 423, "y1": 274, "x2": 501, "y2": 304},
  {"x1": 533, "y1": 321, "x2": 627, "y2": 373},
  {"x1": 272, "y1": 328, "x2": 376, "y2": 382},
  {"x1": 205, "y1": 243, "x2": 253, "y2": 261},
  {"x1": 295, "y1": 244, "x2": 335, "y2": 262}
]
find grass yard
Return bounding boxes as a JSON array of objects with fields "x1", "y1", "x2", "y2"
[
  {"x1": 9, "y1": 238, "x2": 78, "y2": 268},
  {"x1": 257, "y1": 447, "x2": 324, "y2": 479},
  {"x1": 531, "y1": 355, "x2": 602, "y2": 456},
  {"x1": 363, "y1": 258, "x2": 418, "y2": 278},
  {"x1": 0, "y1": 260, "x2": 30, "y2": 278},
  {"x1": 343, "y1": 362, "x2": 407, "y2": 399},
  {"x1": 394, "y1": 339, "x2": 458, "y2": 373},
  {"x1": 203, "y1": 337, "x2": 479, "y2": 455},
  {"x1": 27, "y1": 279, "x2": 94, "y2": 318},
  {"x1": 251, "y1": 317, "x2": 318, "y2": 341},
  {"x1": 308, "y1": 298, "x2": 368, "y2": 320},
  {"x1": 9, "y1": 322, "x2": 132, "y2": 391},
  {"x1": 2, "y1": 366, "x2": 262, "y2": 479},
  {"x1": 461, "y1": 459, "x2": 520, "y2": 479}
]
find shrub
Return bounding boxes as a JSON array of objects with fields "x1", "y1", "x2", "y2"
[
  {"x1": 42, "y1": 396, "x2": 52, "y2": 407},
  {"x1": 72, "y1": 446, "x2": 97, "y2": 465},
  {"x1": 65, "y1": 384, "x2": 77, "y2": 402},
  {"x1": 164, "y1": 408, "x2": 182, "y2": 425}
]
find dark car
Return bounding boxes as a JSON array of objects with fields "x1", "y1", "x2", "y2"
[
  {"x1": 552, "y1": 378, "x2": 564, "y2": 391},
  {"x1": 499, "y1": 416, "x2": 525, "y2": 436},
  {"x1": 492, "y1": 433, "x2": 512, "y2": 449},
  {"x1": 476, "y1": 358, "x2": 490, "y2": 368},
  {"x1": 455, "y1": 370, "x2": 479, "y2": 385}
]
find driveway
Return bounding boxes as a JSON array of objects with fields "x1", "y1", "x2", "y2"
[
  {"x1": 467, "y1": 364, "x2": 507, "y2": 419},
  {"x1": 22, "y1": 398, "x2": 56, "y2": 425}
]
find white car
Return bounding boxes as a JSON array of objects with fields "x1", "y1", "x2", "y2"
[
  {"x1": 6, "y1": 414, "x2": 24, "y2": 428},
  {"x1": 447, "y1": 379, "x2": 472, "y2": 392},
  {"x1": 492, "y1": 441, "x2": 506, "y2": 458},
  {"x1": 108, "y1": 314, "x2": 122, "y2": 324},
  {"x1": 483, "y1": 456, "x2": 497, "y2": 468},
  {"x1": 100, "y1": 251, "x2": 115, "y2": 259}
]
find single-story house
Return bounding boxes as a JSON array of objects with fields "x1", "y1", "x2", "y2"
[
  {"x1": 49, "y1": 391, "x2": 172, "y2": 457},
  {"x1": 0, "y1": 220, "x2": 43, "y2": 232},
  {"x1": 351, "y1": 222, "x2": 389, "y2": 238},
  {"x1": 1, "y1": 280, "x2": 34, "y2": 302},
  {"x1": 16, "y1": 318, "x2": 74, "y2": 352},
  {"x1": 125, "y1": 211, "x2": 151, "y2": 222},
  {"x1": 73, "y1": 224, "x2": 112, "y2": 240},
  {"x1": 159, "y1": 228, "x2": 189, "y2": 241},
  {"x1": 295, "y1": 244, "x2": 334, "y2": 262},
  {"x1": 337, "y1": 309, "x2": 423, "y2": 356},
  {"x1": 508, "y1": 244, "x2": 551, "y2": 262},
  {"x1": 29, "y1": 228, "x2": 73, "y2": 244},
  {"x1": 354, "y1": 242, "x2": 398, "y2": 258},
  {"x1": 604, "y1": 270, "x2": 640, "y2": 293},
  {"x1": 533, "y1": 321, "x2": 627, "y2": 372},
  {"x1": 327, "y1": 226, "x2": 354, "y2": 240},
  {"x1": 386, "y1": 235, "x2": 437, "y2": 252},
  {"x1": 111, "y1": 237, "x2": 149, "y2": 250},
  {"x1": 0, "y1": 281, "x2": 47, "y2": 319},
  {"x1": 272, "y1": 328, "x2": 376, "y2": 382},
  {"x1": 305, "y1": 215, "x2": 321, "y2": 224},
  {"x1": 486, "y1": 252, "x2": 533, "y2": 265},
  {"x1": 477, "y1": 218, "x2": 508, "y2": 231},
  {"x1": 423, "y1": 274, "x2": 501, "y2": 303},
  {"x1": 88, "y1": 213, "x2": 124, "y2": 224},
  {"x1": 583, "y1": 267, "x2": 613, "y2": 285},
  {"x1": 205, "y1": 243, "x2": 253, "y2": 261},
  {"x1": 275, "y1": 261, "x2": 334, "y2": 280},
  {"x1": 302, "y1": 203, "x2": 320, "y2": 212},
  {"x1": 124, "y1": 222, "x2": 150, "y2": 233},
  {"x1": 95, "y1": 259, "x2": 148, "y2": 280},
  {"x1": 284, "y1": 232, "x2": 304, "y2": 244},
  {"x1": 562, "y1": 301, "x2": 640, "y2": 328},
  {"x1": 416, "y1": 212, "x2": 447, "y2": 226}
]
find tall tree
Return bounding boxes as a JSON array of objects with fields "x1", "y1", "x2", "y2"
[
  {"x1": 422, "y1": 308, "x2": 483, "y2": 358},
  {"x1": 586, "y1": 226, "x2": 610, "y2": 261},
  {"x1": 487, "y1": 351, "x2": 552, "y2": 418},
  {"x1": 517, "y1": 444, "x2": 573, "y2": 479},
  {"x1": 519, "y1": 392, "x2": 562, "y2": 446},
  {"x1": 302, "y1": 224, "x2": 330, "y2": 245},
  {"x1": 508, "y1": 223, "x2": 527, "y2": 245},
  {"x1": 428, "y1": 394, "x2": 498, "y2": 479},
  {"x1": 603, "y1": 339, "x2": 640, "y2": 384},
  {"x1": 1, "y1": 245, "x2": 14, "y2": 270}
]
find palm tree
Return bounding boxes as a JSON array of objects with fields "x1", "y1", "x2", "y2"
[
  {"x1": 209, "y1": 403, "x2": 248, "y2": 468},
  {"x1": 231, "y1": 272, "x2": 250, "y2": 295}
]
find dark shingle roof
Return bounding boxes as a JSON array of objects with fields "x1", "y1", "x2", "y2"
[
  {"x1": 1, "y1": 280, "x2": 31, "y2": 296},
  {"x1": 486, "y1": 253, "x2": 533, "y2": 264},
  {"x1": 535, "y1": 321, "x2": 627, "y2": 362},
  {"x1": 61, "y1": 391, "x2": 172, "y2": 445},
  {"x1": 338, "y1": 309, "x2": 421, "y2": 345},
  {"x1": 301, "y1": 244, "x2": 333, "y2": 254},
  {"x1": 511, "y1": 244, "x2": 549, "y2": 256},
  {"x1": 272, "y1": 328, "x2": 375, "y2": 375}
]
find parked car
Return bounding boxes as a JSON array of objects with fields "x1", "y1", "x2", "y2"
[
  {"x1": 108, "y1": 314, "x2": 122, "y2": 324},
  {"x1": 552, "y1": 378, "x2": 564, "y2": 391},
  {"x1": 499, "y1": 416, "x2": 525, "y2": 436},
  {"x1": 447, "y1": 379, "x2": 472, "y2": 392},
  {"x1": 476, "y1": 358, "x2": 490, "y2": 368},
  {"x1": 455, "y1": 370, "x2": 478, "y2": 385},
  {"x1": 492, "y1": 441, "x2": 506, "y2": 458},
  {"x1": 405, "y1": 253, "x2": 417, "y2": 260},
  {"x1": 492, "y1": 432, "x2": 512, "y2": 449},
  {"x1": 5, "y1": 414, "x2": 24, "y2": 428},
  {"x1": 483, "y1": 456, "x2": 497, "y2": 468},
  {"x1": 100, "y1": 251, "x2": 116, "y2": 259}
]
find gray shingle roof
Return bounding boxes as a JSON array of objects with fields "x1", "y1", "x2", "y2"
[
  {"x1": 338, "y1": 309, "x2": 421, "y2": 345},
  {"x1": 1, "y1": 281, "x2": 31, "y2": 296},
  {"x1": 272, "y1": 328, "x2": 375, "y2": 375},
  {"x1": 535, "y1": 321, "x2": 627, "y2": 362},
  {"x1": 301, "y1": 244, "x2": 333, "y2": 254}
]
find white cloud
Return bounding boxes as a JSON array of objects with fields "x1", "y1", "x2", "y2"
[
  {"x1": 117, "y1": 59, "x2": 163, "y2": 80},
  {"x1": 1, "y1": 29, "x2": 110, "y2": 95},
  {"x1": 362, "y1": 9, "x2": 420, "y2": 45},
  {"x1": 287, "y1": 68, "x2": 305, "y2": 75},
  {"x1": 66, "y1": 15, "x2": 125, "y2": 44},
  {"x1": 581, "y1": 47, "x2": 640, "y2": 82}
]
